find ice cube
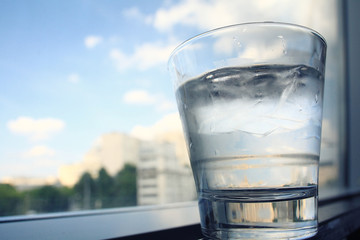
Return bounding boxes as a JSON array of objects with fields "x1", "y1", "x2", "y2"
[{"x1": 196, "y1": 100, "x2": 310, "y2": 136}]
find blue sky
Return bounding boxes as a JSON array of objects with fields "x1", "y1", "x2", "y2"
[
  {"x1": 0, "y1": 0, "x2": 341, "y2": 180},
  {"x1": 0, "y1": 0, "x2": 182, "y2": 179}
]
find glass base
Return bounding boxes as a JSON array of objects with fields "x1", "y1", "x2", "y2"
[
  {"x1": 202, "y1": 226, "x2": 317, "y2": 240},
  {"x1": 198, "y1": 187, "x2": 318, "y2": 239}
]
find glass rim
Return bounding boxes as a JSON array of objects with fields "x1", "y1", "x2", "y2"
[{"x1": 168, "y1": 21, "x2": 327, "y2": 64}]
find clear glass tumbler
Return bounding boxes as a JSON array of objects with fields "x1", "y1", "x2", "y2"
[{"x1": 168, "y1": 22, "x2": 327, "y2": 239}]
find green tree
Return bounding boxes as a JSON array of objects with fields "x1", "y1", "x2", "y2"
[
  {"x1": 113, "y1": 164, "x2": 137, "y2": 206},
  {"x1": 27, "y1": 185, "x2": 73, "y2": 213},
  {"x1": 0, "y1": 184, "x2": 23, "y2": 216},
  {"x1": 74, "y1": 172, "x2": 96, "y2": 209},
  {"x1": 95, "y1": 167, "x2": 114, "y2": 208}
]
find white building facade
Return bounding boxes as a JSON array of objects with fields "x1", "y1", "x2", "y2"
[
  {"x1": 137, "y1": 140, "x2": 196, "y2": 205},
  {"x1": 58, "y1": 130, "x2": 197, "y2": 206}
]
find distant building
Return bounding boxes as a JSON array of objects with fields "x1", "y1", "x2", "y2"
[
  {"x1": 1, "y1": 176, "x2": 59, "y2": 191},
  {"x1": 58, "y1": 130, "x2": 197, "y2": 205},
  {"x1": 155, "y1": 130, "x2": 190, "y2": 167},
  {"x1": 137, "y1": 140, "x2": 196, "y2": 205},
  {"x1": 58, "y1": 132, "x2": 140, "y2": 186},
  {"x1": 92, "y1": 132, "x2": 140, "y2": 175}
]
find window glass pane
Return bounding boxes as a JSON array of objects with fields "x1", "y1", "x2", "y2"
[{"x1": 0, "y1": 0, "x2": 344, "y2": 217}]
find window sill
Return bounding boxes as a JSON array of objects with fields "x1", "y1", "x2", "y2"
[
  {"x1": 1, "y1": 191, "x2": 360, "y2": 240},
  {"x1": 111, "y1": 191, "x2": 360, "y2": 240}
]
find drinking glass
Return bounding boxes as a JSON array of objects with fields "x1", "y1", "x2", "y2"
[{"x1": 168, "y1": 22, "x2": 326, "y2": 239}]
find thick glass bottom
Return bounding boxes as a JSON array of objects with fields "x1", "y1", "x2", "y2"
[
  {"x1": 202, "y1": 226, "x2": 317, "y2": 240},
  {"x1": 199, "y1": 187, "x2": 318, "y2": 239}
]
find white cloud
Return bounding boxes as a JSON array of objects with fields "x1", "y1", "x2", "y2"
[
  {"x1": 123, "y1": 7, "x2": 153, "y2": 24},
  {"x1": 238, "y1": 41, "x2": 284, "y2": 61},
  {"x1": 118, "y1": 0, "x2": 336, "y2": 73},
  {"x1": 68, "y1": 73, "x2": 80, "y2": 83},
  {"x1": 33, "y1": 158, "x2": 60, "y2": 167},
  {"x1": 109, "y1": 49, "x2": 132, "y2": 71},
  {"x1": 123, "y1": 89, "x2": 157, "y2": 105},
  {"x1": 131, "y1": 112, "x2": 183, "y2": 140},
  {"x1": 7, "y1": 117, "x2": 65, "y2": 141},
  {"x1": 123, "y1": 89, "x2": 177, "y2": 113},
  {"x1": 123, "y1": 7, "x2": 142, "y2": 18},
  {"x1": 84, "y1": 35, "x2": 103, "y2": 48},
  {"x1": 149, "y1": 0, "x2": 336, "y2": 44},
  {"x1": 156, "y1": 100, "x2": 176, "y2": 112},
  {"x1": 151, "y1": 0, "x2": 248, "y2": 32},
  {"x1": 23, "y1": 145, "x2": 55, "y2": 158},
  {"x1": 213, "y1": 35, "x2": 236, "y2": 55},
  {"x1": 114, "y1": 1, "x2": 332, "y2": 73},
  {"x1": 109, "y1": 41, "x2": 177, "y2": 71}
]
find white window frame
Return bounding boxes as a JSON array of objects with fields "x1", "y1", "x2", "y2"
[{"x1": 0, "y1": 202, "x2": 200, "y2": 240}]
